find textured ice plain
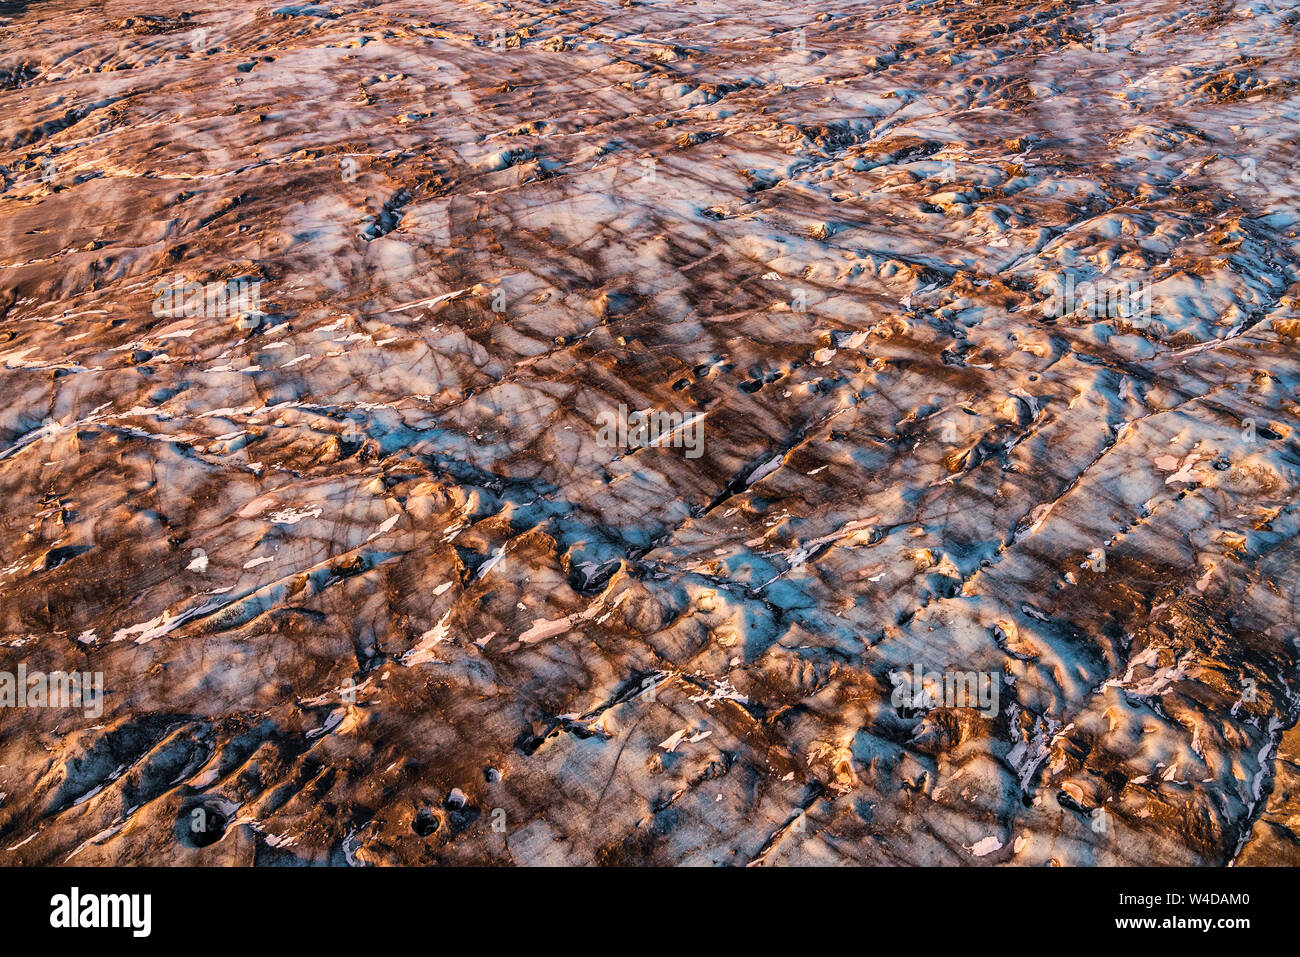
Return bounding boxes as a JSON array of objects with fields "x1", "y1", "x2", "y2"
[{"x1": 0, "y1": 0, "x2": 1299, "y2": 866}]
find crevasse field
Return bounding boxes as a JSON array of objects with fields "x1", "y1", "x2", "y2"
[{"x1": 0, "y1": 0, "x2": 1298, "y2": 866}]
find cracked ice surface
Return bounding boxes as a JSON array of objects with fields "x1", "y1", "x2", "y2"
[{"x1": 1, "y1": 0, "x2": 1299, "y2": 865}]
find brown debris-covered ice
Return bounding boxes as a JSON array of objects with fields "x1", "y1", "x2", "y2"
[{"x1": 0, "y1": 0, "x2": 1299, "y2": 865}]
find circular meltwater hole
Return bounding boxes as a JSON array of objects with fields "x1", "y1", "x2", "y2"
[{"x1": 177, "y1": 797, "x2": 236, "y2": 849}]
